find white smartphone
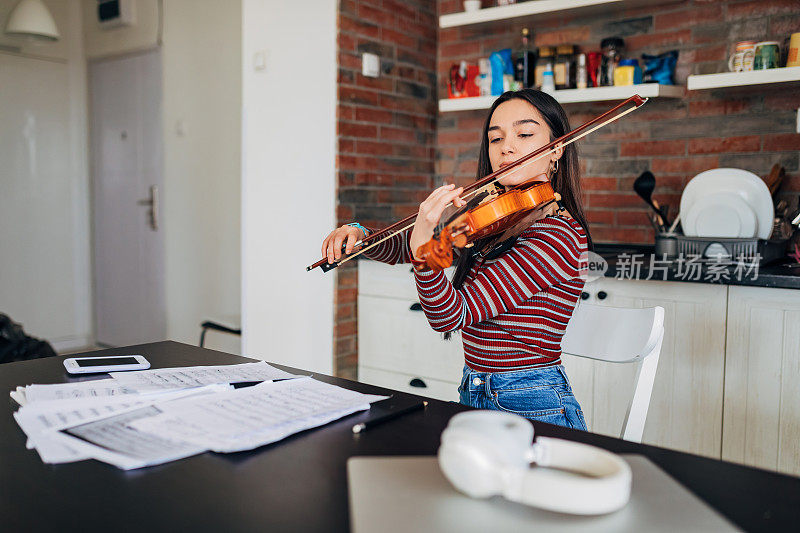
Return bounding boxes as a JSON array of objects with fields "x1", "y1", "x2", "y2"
[{"x1": 63, "y1": 355, "x2": 151, "y2": 374}]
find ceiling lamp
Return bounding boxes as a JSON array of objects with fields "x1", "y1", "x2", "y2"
[{"x1": 4, "y1": 0, "x2": 60, "y2": 42}]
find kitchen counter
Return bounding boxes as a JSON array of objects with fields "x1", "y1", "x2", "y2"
[{"x1": 593, "y1": 243, "x2": 800, "y2": 290}]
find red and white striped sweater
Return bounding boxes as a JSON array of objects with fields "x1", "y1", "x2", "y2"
[{"x1": 365, "y1": 215, "x2": 588, "y2": 372}]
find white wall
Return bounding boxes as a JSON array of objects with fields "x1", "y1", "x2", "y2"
[
  {"x1": 82, "y1": 0, "x2": 159, "y2": 59},
  {"x1": 0, "y1": 0, "x2": 92, "y2": 351},
  {"x1": 161, "y1": 0, "x2": 242, "y2": 355},
  {"x1": 241, "y1": 0, "x2": 336, "y2": 372},
  {"x1": 1, "y1": 0, "x2": 242, "y2": 354}
]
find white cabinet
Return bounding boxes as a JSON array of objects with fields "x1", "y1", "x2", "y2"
[
  {"x1": 562, "y1": 278, "x2": 727, "y2": 459},
  {"x1": 722, "y1": 286, "x2": 800, "y2": 476},
  {"x1": 356, "y1": 260, "x2": 800, "y2": 475},
  {"x1": 357, "y1": 261, "x2": 463, "y2": 402}
]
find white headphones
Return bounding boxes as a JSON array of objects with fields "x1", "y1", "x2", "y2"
[{"x1": 438, "y1": 411, "x2": 632, "y2": 515}]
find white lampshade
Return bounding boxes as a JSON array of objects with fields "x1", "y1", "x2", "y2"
[{"x1": 4, "y1": 0, "x2": 60, "y2": 42}]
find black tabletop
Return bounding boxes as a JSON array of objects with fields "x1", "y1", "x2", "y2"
[{"x1": 2, "y1": 341, "x2": 798, "y2": 532}]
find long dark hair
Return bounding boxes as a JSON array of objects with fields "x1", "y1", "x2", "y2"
[{"x1": 450, "y1": 89, "x2": 592, "y2": 291}]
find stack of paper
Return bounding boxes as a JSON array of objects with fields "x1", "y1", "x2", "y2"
[{"x1": 10, "y1": 362, "x2": 387, "y2": 470}]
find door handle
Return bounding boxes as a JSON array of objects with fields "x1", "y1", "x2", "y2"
[{"x1": 137, "y1": 185, "x2": 159, "y2": 231}]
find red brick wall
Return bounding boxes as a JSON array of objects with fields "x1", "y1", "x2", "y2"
[
  {"x1": 437, "y1": 0, "x2": 800, "y2": 243},
  {"x1": 335, "y1": 0, "x2": 438, "y2": 378},
  {"x1": 334, "y1": 0, "x2": 800, "y2": 378}
]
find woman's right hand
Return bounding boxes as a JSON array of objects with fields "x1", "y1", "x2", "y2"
[
  {"x1": 321, "y1": 225, "x2": 366, "y2": 265},
  {"x1": 409, "y1": 184, "x2": 465, "y2": 261}
]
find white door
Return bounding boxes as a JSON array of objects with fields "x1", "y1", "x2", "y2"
[{"x1": 90, "y1": 50, "x2": 166, "y2": 346}]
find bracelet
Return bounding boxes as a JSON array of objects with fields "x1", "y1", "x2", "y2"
[{"x1": 346, "y1": 222, "x2": 370, "y2": 239}]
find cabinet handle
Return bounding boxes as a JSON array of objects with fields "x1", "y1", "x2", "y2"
[
  {"x1": 409, "y1": 378, "x2": 427, "y2": 388},
  {"x1": 580, "y1": 291, "x2": 590, "y2": 300},
  {"x1": 597, "y1": 291, "x2": 607, "y2": 300},
  {"x1": 409, "y1": 303, "x2": 423, "y2": 311}
]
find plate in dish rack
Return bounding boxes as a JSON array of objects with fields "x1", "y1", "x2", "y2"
[{"x1": 680, "y1": 168, "x2": 774, "y2": 239}]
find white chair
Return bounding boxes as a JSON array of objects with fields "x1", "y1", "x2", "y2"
[{"x1": 561, "y1": 303, "x2": 665, "y2": 443}]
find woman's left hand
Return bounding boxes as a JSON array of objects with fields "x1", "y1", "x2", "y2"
[{"x1": 409, "y1": 184, "x2": 466, "y2": 261}]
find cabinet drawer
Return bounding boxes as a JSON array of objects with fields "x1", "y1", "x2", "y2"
[
  {"x1": 358, "y1": 259, "x2": 454, "y2": 300},
  {"x1": 358, "y1": 294, "x2": 464, "y2": 383},
  {"x1": 359, "y1": 366, "x2": 460, "y2": 402},
  {"x1": 358, "y1": 260, "x2": 417, "y2": 300}
]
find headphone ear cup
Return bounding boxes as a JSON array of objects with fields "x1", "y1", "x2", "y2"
[
  {"x1": 438, "y1": 435, "x2": 505, "y2": 499},
  {"x1": 438, "y1": 411, "x2": 532, "y2": 499}
]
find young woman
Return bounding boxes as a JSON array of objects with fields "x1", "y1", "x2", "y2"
[{"x1": 322, "y1": 89, "x2": 591, "y2": 430}]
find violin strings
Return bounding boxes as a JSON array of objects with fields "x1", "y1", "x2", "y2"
[{"x1": 327, "y1": 99, "x2": 647, "y2": 269}]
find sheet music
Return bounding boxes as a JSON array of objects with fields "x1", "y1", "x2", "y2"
[
  {"x1": 130, "y1": 377, "x2": 388, "y2": 453},
  {"x1": 14, "y1": 395, "x2": 142, "y2": 463},
  {"x1": 15, "y1": 385, "x2": 230, "y2": 465},
  {"x1": 16, "y1": 372, "x2": 387, "y2": 470},
  {"x1": 55, "y1": 405, "x2": 207, "y2": 470},
  {"x1": 23, "y1": 379, "x2": 135, "y2": 403},
  {"x1": 109, "y1": 361, "x2": 301, "y2": 392}
]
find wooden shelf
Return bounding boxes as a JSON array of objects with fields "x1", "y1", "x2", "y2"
[
  {"x1": 439, "y1": 84, "x2": 684, "y2": 112},
  {"x1": 687, "y1": 67, "x2": 800, "y2": 90},
  {"x1": 440, "y1": 0, "x2": 666, "y2": 28}
]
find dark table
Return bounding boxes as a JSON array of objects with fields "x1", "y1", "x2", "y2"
[{"x1": 2, "y1": 341, "x2": 798, "y2": 532}]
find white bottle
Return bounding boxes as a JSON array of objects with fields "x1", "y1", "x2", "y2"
[
  {"x1": 576, "y1": 53, "x2": 587, "y2": 89},
  {"x1": 541, "y1": 61, "x2": 556, "y2": 93},
  {"x1": 478, "y1": 58, "x2": 491, "y2": 96}
]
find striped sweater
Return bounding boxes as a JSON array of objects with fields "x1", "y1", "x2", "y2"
[{"x1": 365, "y1": 215, "x2": 588, "y2": 372}]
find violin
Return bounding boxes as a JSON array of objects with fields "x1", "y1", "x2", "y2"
[
  {"x1": 306, "y1": 95, "x2": 648, "y2": 273},
  {"x1": 413, "y1": 179, "x2": 559, "y2": 270}
]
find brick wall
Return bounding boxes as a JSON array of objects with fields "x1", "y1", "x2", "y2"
[
  {"x1": 334, "y1": 0, "x2": 800, "y2": 378},
  {"x1": 437, "y1": 0, "x2": 800, "y2": 243},
  {"x1": 335, "y1": 0, "x2": 438, "y2": 378}
]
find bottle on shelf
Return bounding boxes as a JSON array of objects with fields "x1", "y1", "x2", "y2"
[
  {"x1": 541, "y1": 62, "x2": 556, "y2": 93},
  {"x1": 600, "y1": 37, "x2": 625, "y2": 87},
  {"x1": 534, "y1": 46, "x2": 554, "y2": 90},
  {"x1": 576, "y1": 53, "x2": 587, "y2": 89},
  {"x1": 613, "y1": 58, "x2": 642, "y2": 85},
  {"x1": 514, "y1": 28, "x2": 536, "y2": 89},
  {"x1": 554, "y1": 45, "x2": 575, "y2": 90}
]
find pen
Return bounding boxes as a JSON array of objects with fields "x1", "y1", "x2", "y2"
[{"x1": 352, "y1": 401, "x2": 428, "y2": 434}]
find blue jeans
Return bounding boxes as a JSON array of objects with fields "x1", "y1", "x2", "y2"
[{"x1": 457, "y1": 364, "x2": 587, "y2": 431}]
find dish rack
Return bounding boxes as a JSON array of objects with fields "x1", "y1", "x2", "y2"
[{"x1": 654, "y1": 235, "x2": 786, "y2": 265}]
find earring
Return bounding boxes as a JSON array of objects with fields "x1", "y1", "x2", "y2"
[{"x1": 549, "y1": 159, "x2": 559, "y2": 175}]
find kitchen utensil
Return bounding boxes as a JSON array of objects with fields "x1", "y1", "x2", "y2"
[
  {"x1": 791, "y1": 203, "x2": 800, "y2": 227},
  {"x1": 680, "y1": 168, "x2": 774, "y2": 240},
  {"x1": 647, "y1": 212, "x2": 661, "y2": 233},
  {"x1": 684, "y1": 192, "x2": 758, "y2": 238},
  {"x1": 667, "y1": 214, "x2": 681, "y2": 234},
  {"x1": 754, "y1": 41, "x2": 780, "y2": 70},
  {"x1": 463, "y1": 0, "x2": 481, "y2": 12},
  {"x1": 728, "y1": 41, "x2": 756, "y2": 72},
  {"x1": 633, "y1": 171, "x2": 666, "y2": 228},
  {"x1": 659, "y1": 203, "x2": 670, "y2": 227},
  {"x1": 763, "y1": 164, "x2": 785, "y2": 196}
]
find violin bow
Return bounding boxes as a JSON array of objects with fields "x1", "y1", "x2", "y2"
[{"x1": 307, "y1": 94, "x2": 648, "y2": 272}]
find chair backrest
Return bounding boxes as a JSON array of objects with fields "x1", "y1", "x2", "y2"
[{"x1": 562, "y1": 303, "x2": 665, "y2": 443}]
